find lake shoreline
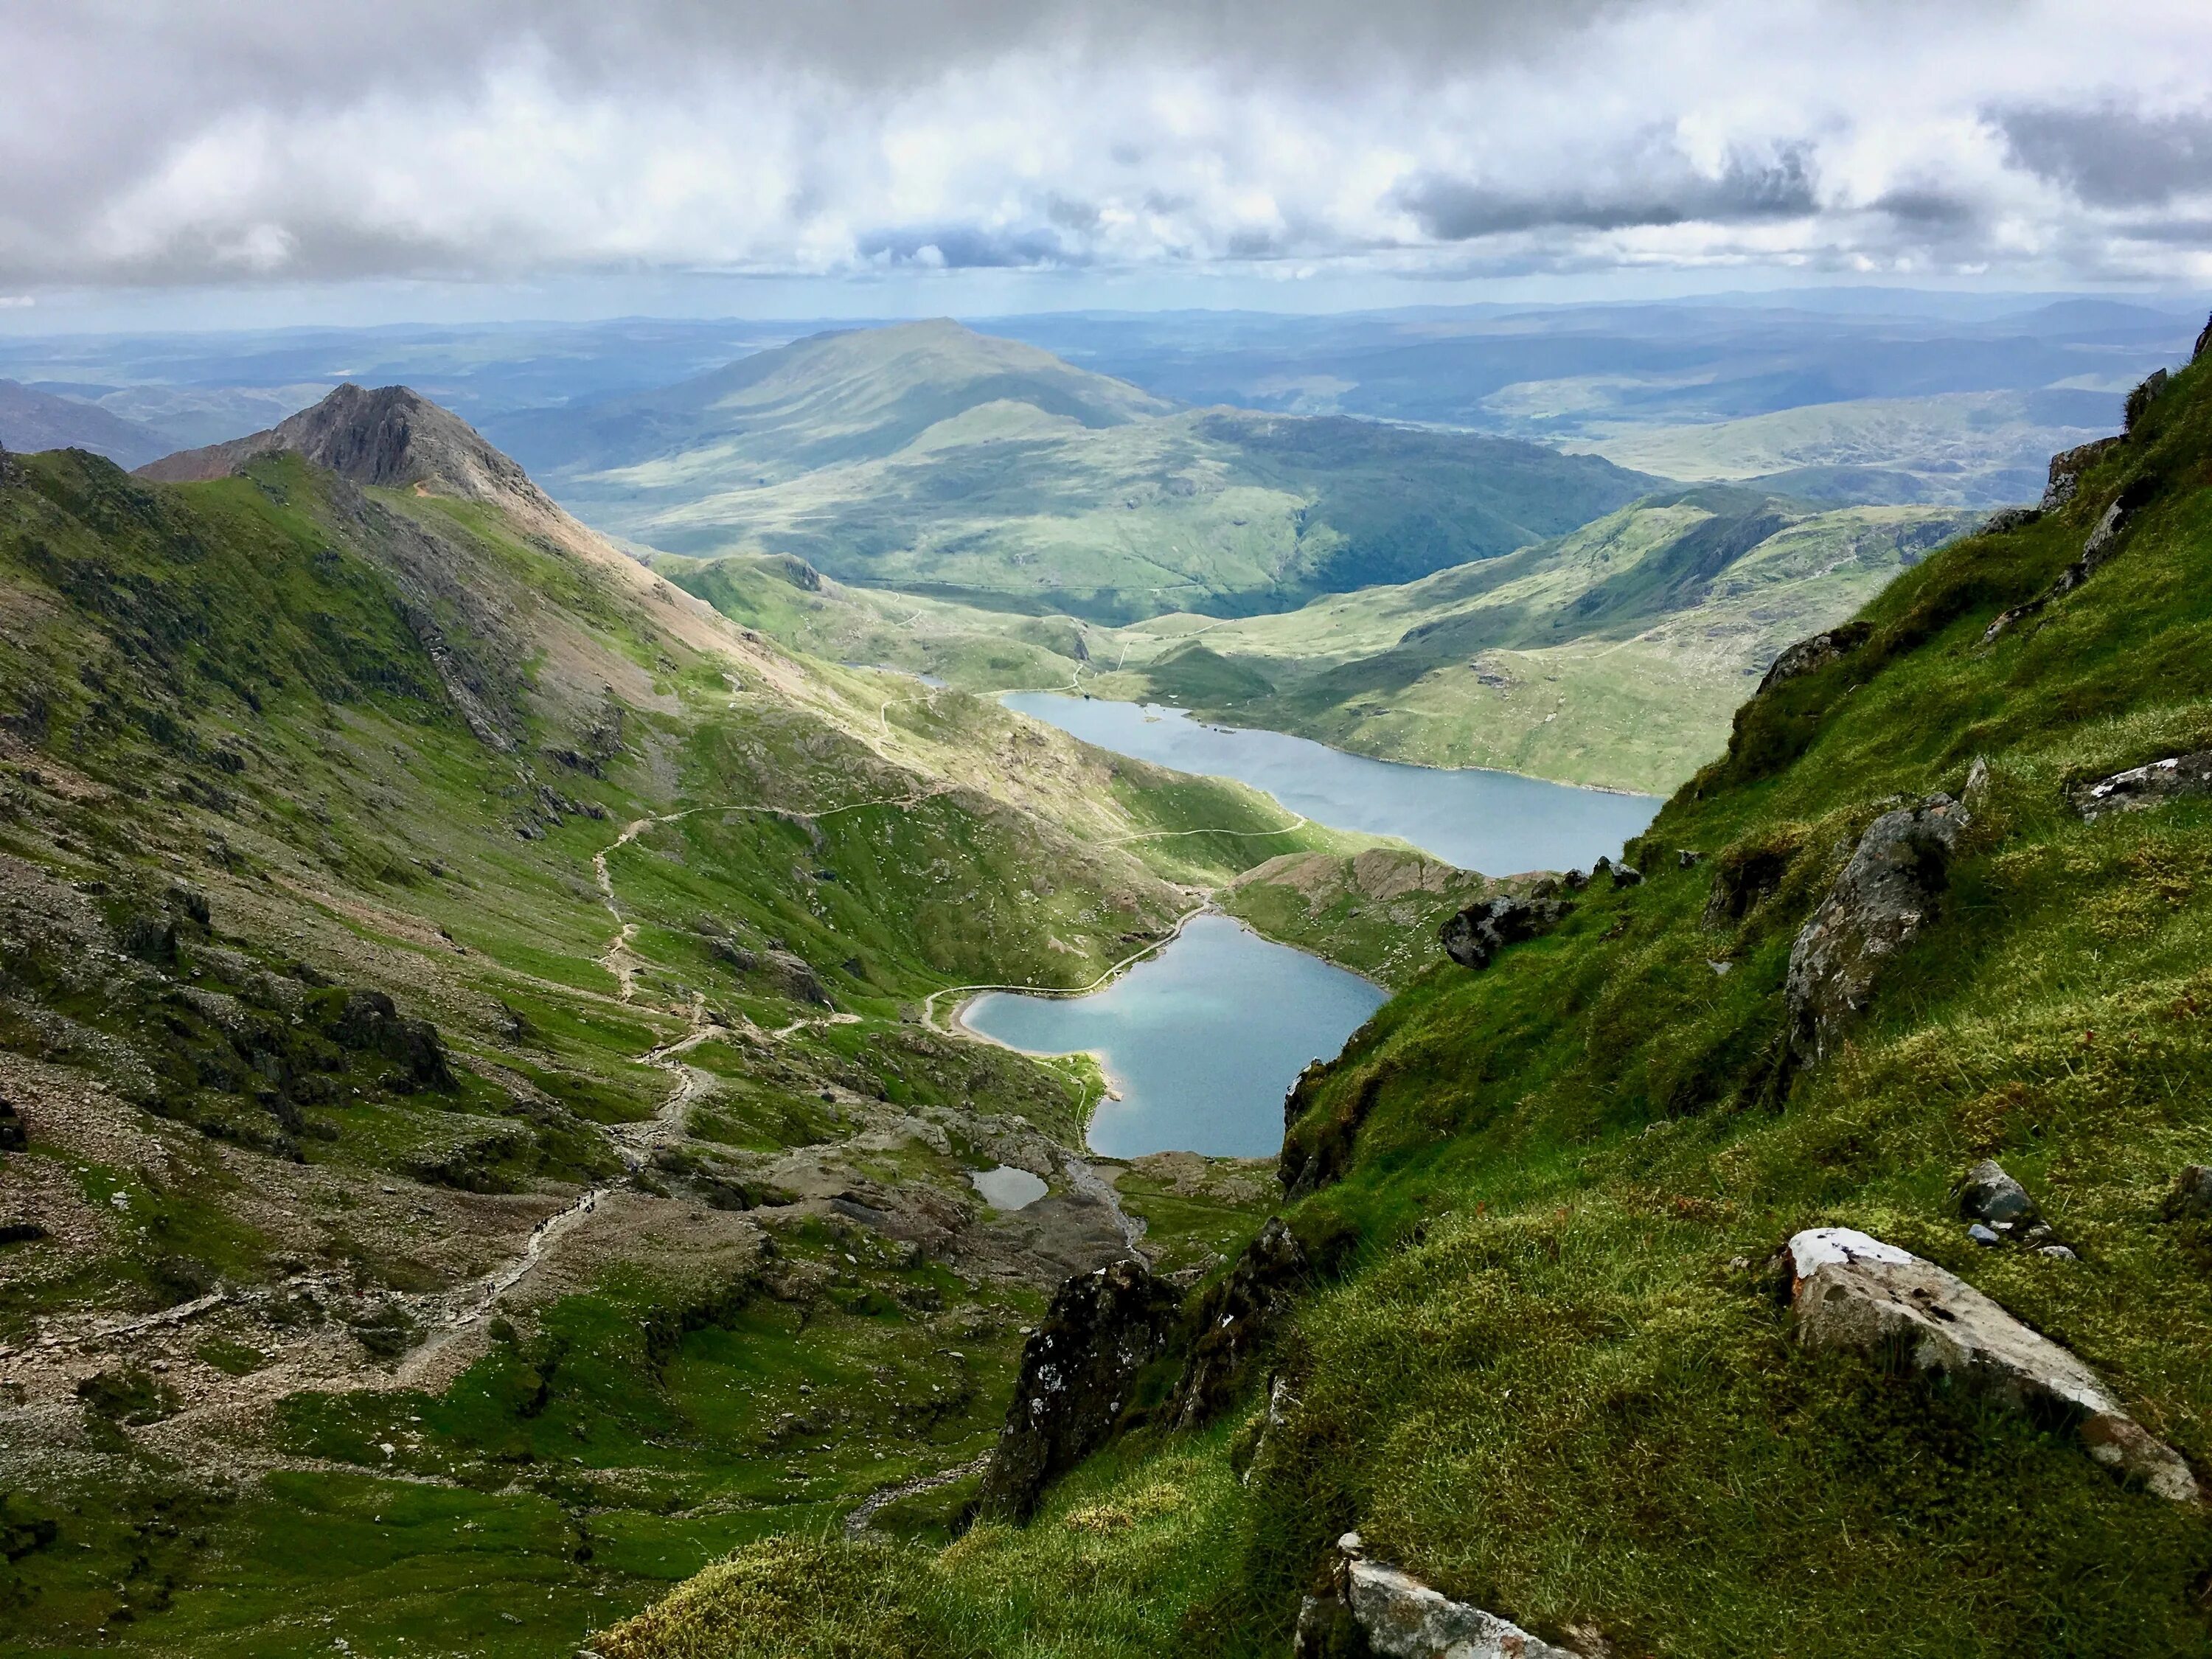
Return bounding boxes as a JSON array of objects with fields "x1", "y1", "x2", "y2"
[{"x1": 1001, "y1": 689, "x2": 1660, "y2": 876}]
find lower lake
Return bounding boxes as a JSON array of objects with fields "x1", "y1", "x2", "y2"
[
  {"x1": 961, "y1": 913, "x2": 1387, "y2": 1159},
  {"x1": 975, "y1": 694, "x2": 1657, "y2": 1158},
  {"x1": 1001, "y1": 692, "x2": 1657, "y2": 876}
]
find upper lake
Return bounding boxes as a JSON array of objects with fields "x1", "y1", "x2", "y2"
[
  {"x1": 1000, "y1": 693, "x2": 1657, "y2": 874},
  {"x1": 961, "y1": 913, "x2": 1387, "y2": 1159}
]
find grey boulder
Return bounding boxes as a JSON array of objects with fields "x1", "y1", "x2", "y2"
[
  {"x1": 1294, "y1": 1532, "x2": 1583, "y2": 1659},
  {"x1": 2071, "y1": 749, "x2": 2212, "y2": 823},
  {"x1": 1784, "y1": 796, "x2": 1967, "y2": 1069},
  {"x1": 1440, "y1": 895, "x2": 1572, "y2": 972},
  {"x1": 1785, "y1": 1228, "x2": 2197, "y2": 1503}
]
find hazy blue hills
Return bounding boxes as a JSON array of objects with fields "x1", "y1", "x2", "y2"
[{"x1": 0, "y1": 378, "x2": 170, "y2": 468}]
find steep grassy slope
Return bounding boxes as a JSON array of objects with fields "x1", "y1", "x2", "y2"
[
  {"x1": 0, "y1": 403, "x2": 1369, "y2": 1654},
  {"x1": 495, "y1": 321, "x2": 1655, "y2": 622},
  {"x1": 602, "y1": 349, "x2": 2212, "y2": 1654}
]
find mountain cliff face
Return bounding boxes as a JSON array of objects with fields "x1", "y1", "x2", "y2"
[
  {"x1": 600, "y1": 341, "x2": 2212, "y2": 1654},
  {"x1": 0, "y1": 389, "x2": 1356, "y2": 1652},
  {"x1": 139, "y1": 381, "x2": 550, "y2": 503}
]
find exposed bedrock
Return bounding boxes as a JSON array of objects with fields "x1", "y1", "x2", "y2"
[
  {"x1": 2071, "y1": 748, "x2": 2212, "y2": 822},
  {"x1": 1785, "y1": 1228, "x2": 2196, "y2": 1503},
  {"x1": 1783, "y1": 794, "x2": 1966, "y2": 1069},
  {"x1": 976, "y1": 1258, "x2": 1180, "y2": 1520},
  {"x1": 1294, "y1": 1531, "x2": 1589, "y2": 1659},
  {"x1": 1166, "y1": 1215, "x2": 1310, "y2": 1430}
]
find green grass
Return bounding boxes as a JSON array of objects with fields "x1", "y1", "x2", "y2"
[
  {"x1": 598, "y1": 347, "x2": 2212, "y2": 1655},
  {"x1": 0, "y1": 437, "x2": 1354, "y2": 1655},
  {"x1": 661, "y1": 487, "x2": 1978, "y2": 795}
]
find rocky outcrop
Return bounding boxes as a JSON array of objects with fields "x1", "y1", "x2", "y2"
[
  {"x1": 1980, "y1": 505, "x2": 2042, "y2": 535},
  {"x1": 1440, "y1": 895, "x2": 1573, "y2": 971},
  {"x1": 2070, "y1": 748, "x2": 2212, "y2": 822},
  {"x1": 976, "y1": 1259, "x2": 1181, "y2": 1520},
  {"x1": 1985, "y1": 475, "x2": 2157, "y2": 644},
  {"x1": 1958, "y1": 1158, "x2": 2068, "y2": 1254},
  {"x1": 1295, "y1": 1533, "x2": 1583, "y2": 1659},
  {"x1": 332, "y1": 989, "x2": 456, "y2": 1092},
  {"x1": 2196, "y1": 313, "x2": 2212, "y2": 364},
  {"x1": 762, "y1": 949, "x2": 831, "y2": 1006},
  {"x1": 1279, "y1": 1066, "x2": 1389, "y2": 1198},
  {"x1": 1166, "y1": 1217, "x2": 1309, "y2": 1430},
  {"x1": 1784, "y1": 796, "x2": 1966, "y2": 1068},
  {"x1": 1784, "y1": 1228, "x2": 2197, "y2": 1502},
  {"x1": 1756, "y1": 620, "x2": 1873, "y2": 695},
  {"x1": 2124, "y1": 369, "x2": 2171, "y2": 434},
  {"x1": 2039, "y1": 437, "x2": 2123, "y2": 512}
]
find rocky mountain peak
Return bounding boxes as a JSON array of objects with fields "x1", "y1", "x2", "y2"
[{"x1": 135, "y1": 382, "x2": 553, "y2": 513}]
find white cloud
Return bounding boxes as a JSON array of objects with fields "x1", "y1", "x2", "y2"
[{"x1": 2, "y1": 0, "x2": 2210, "y2": 291}]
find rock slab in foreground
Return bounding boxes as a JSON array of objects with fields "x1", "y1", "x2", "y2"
[
  {"x1": 976, "y1": 1259, "x2": 1180, "y2": 1520},
  {"x1": 1786, "y1": 1228, "x2": 2197, "y2": 1503},
  {"x1": 1295, "y1": 1532, "x2": 1582, "y2": 1659},
  {"x1": 1783, "y1": 795, "x2": 1966, "y2": 1068}
]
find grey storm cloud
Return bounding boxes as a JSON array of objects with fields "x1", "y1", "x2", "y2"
[
  {"x1": 1400, "y1": 147, "x2": 1818, "y2": 240},
  {"x1": 1997, "y1": 105, "x2": 2212, "y2": 207},
  {"x1": 1, "y1": 0, "x2": 2209, "y2": 290}
]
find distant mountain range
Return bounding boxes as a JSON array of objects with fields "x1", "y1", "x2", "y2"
[
  {"x1": 486, "y1": 319, "x2": 1659, "y2": 622},
  {"x1": 0, "y1": 378, "x2": 171, "y2": 468}
]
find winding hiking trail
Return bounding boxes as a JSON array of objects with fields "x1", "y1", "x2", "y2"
[{"x1": 844, "y1": 1450, "x2": 995, "y2": 1537}]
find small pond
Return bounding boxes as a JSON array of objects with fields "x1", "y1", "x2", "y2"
[{"x1": 969, "y1": 1166, "x2": 1048, "y2": 1211}]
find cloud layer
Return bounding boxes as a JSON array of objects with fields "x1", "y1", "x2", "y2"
[{"x1": 4, "y1": 1, "x2": 2209, "y2": 290}]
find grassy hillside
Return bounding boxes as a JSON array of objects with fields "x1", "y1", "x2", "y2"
[
  {"x1": 599, "y1": 349, "x2": 2212, "y2": 1653},
  {"x1": 493, "y1": 321, "x2": 1655, "y2": 622},
  {"x1": 0, "y1": 408, "x2": 1377, "y2": 1655},
  {"x1": 669, "y1": 490, "x2": 1980, "y2": 796},
  {"x1": 1084, "y1": 490, "x2": 1980, "y2": 793}
]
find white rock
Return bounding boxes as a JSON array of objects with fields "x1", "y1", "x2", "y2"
[
  {"x1": 1344, "y1": 1560, "x2": 1579, "y2": 1659},
  {"x1": 1786, "y1": 1228, "x2": 2197, "y2": 1503}
]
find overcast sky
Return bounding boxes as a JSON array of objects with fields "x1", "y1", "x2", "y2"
[{"x1": 4, "y1": 0, "x2": 2210, "y2": 324}]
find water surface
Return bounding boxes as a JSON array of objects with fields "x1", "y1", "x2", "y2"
[
  {"x1": 962, "y1": 914, "x2": 1385, "y2": 1158},
  {"x1": 969, "y1": 1166, "x2": 1048, "y2": 1210},
  {"x1": 1002, "y1": 692, "x2": 1655, "y2": 875}
]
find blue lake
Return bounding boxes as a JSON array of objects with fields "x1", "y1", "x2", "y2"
[
  {"x1": 961, "y1": 914, "x2": 1388, "y2": 1159},
  {"x1": 1000, "y1": 693, "x2": 1657, "y2": 876}
]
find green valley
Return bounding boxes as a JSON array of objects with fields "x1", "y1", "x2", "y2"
[
  {"x1": 655, "y1": 486, "x2": 1984, "y2": 796},
  {"x1": 491, "y1": 320, "x2": 1658, "y2": 623},
  {"x1": 0, "y1": 387, "x2": 1385, "y2": 1655},
  {"x1": 596, "y1": 321, "x2": 2212, "y2": 1659}
]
